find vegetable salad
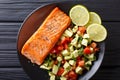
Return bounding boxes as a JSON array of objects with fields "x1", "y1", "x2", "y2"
[{"x1": 40, "y1": 25, "x2": 99, "y2": 80}]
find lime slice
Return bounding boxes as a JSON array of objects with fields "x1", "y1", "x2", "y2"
[
  {"x1": 69, "y1": 5, "x2": 89, "y2": 26},
  {"x1": 86, "y1": 12, "x2": 101, "y2": 27},
  {"x1": 87, "y1": 23, "x2": 107, "y2": 42}
]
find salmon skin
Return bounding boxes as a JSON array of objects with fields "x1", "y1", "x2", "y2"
[{"x1": 21, "y1": 7, "x2": 71, "y2": 65}]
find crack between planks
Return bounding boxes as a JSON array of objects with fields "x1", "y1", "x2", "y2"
[{"x1": 0, "y1": 66, "x2": 22, "y2": 68}]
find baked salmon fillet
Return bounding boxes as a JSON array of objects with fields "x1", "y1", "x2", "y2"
[{"x1": 21, "y1": 7, "x2": 71, "y2": 65}]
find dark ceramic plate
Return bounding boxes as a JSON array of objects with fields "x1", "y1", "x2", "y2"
[{"x1": 17, "y1": 1, "x2": 105, "y2": 80}]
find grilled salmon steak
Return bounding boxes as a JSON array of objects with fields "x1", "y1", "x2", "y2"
[{"x1": 21, "y1": 7, "x2": 71, "y2": 65}]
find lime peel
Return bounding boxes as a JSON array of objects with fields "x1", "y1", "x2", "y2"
[
  {"x1": 69, "y1": 5, "x2": 89, "y2": 26},
  {"x1": 86, "y1": 12, "x2": 101, "y2": 27},
  {"x1": 87, "y1": 23, "x2": 107, "y2": 42}
]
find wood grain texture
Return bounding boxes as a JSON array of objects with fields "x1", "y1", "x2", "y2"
[
  {"x1": 0, "y1": 0, "x2": 120, "y2": 80},
  {"x1": 0, "y1": 68, "x2": 29, "y2": 80},
  {"x1": 91, "y1": 67, "x2": 120, "y2": 80},
  {"x1": 0, "y1": 0, "x2": 120, "y2": 21}
]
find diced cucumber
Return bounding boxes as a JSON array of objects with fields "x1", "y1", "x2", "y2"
[
  {"x1": 78, "y1": 36, "x2": 83, "y2": 44},
  {"x1": 64, "y1": 55, "x2": 72, "y2": 60},
  {"x1": 72, "y1": 26, "x2": 78, "y2": 33},
  {"x1": 71, "y1": 34, "x2": 79, "y2": 46},
  {"x1": 40, "y1": 61, "x2": 53, "y2": 70},
  {"x1": 85, "y1": 61, "x2": 92, "y2": 66},
  {"x1": 49, "y1": 72, "x2": 54, "y2": 76},
  {"x1": 69, "y1": 45, "x2": 74, "y2": 52},
  {"x1": 81, "y1": 38, "x2": 88, "y2": 46},
  {"x1": 88, "y1": 54, "x2": 94, "y2": 59},
  {"x1": 40, "y1": 65, "x2": 51, "y2": 70},
  {"x1": 49, "y1": 60, "x2": 54, "y2": 66},
  {"x1": 50, "y1": 75, "x2": 55, "y2": 80},
  {"x1": 63, "y1": 62, "x2": 71, "y2": 69},
  {"x1": 75, "y1": 66, "x2": 83, "y2": 74},
  {"x1": 84, "y1": 54, "x2": 96, "y2": 61},
  {"x1": 69, "y1": 60, "x2": 76, "y2": 66},
  {"x1": 71, "y1": 38, "x2": 77, "y2": 46},
  {"x1": 62, "y1": 69, "x2": 69, "y2": 76},
  {"x1": 42, "y1": 62, "x2": 48, "y2": 67},
  {"x1": 57, "y1": 62, "x2": 61, "y2": 67},
  {"x1": 84, "y1": 59, "x2": 92, "y2": 70},
  {"x1": 52, "y1": 65, "x2": 58, "y2": 75},
  {"x1": 75, "y1": 34, "x2": 79, "y2": 39},
  {"x1": 57, "y1": 56, "x2": 63, "y2": 62},
  {"x1": 78, "y1": 47, "x2": 84, "y2": 56},
  {"x1": 85, "y1": 66, "x2": 90, "y2": 70},
  {"x1": 64, "y1": 29, "x2": 73, "y2": 37},
  {"x1": 71, "y1": 50, "x2": 79, "y2": 58},
  {"x1": 62, "y1": 50, "x2": 70, "y2": 56},
  {"x1": 77, "y1": 43, "x2": 81, "y2": 48},
  {"x1": 60, "y1": 76, "x2": 67, "y2": 80},
  {"x1": 83, "y1": 34, "x2": 89, "y2": 38},
  {"x1": 88, "y1": 54, "x2": 96, "y2": 61}
]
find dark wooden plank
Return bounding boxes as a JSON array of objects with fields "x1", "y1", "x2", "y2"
[
  {"x1": 0, "y1": 51, "x2": 20, "y2": 67},
  {"x1": 91, "y1": 67, "x2": 120, "y2": 80},
  {"x1": 0, "y1": 0, "x2": 67, "y2": 3},
  {"x1": 0, "y1": 68, "x2": 29, "y2": 80},
  {"x1": 0, "y1": 67, "x2": 119, "y2": 80},
  {"x1": 0, "y1": 0, "x2": 120, "y2": 21},
  {"x1": 0, "y1": 0, "x2": 119, "y2": 80},
  {"x1": 0, "y1": 22, "x2": 120, "y2": 67},
  {"x1": 0, "y1": 23, "x2": 21, "y2": 67},
  {"x1": 101, "y1": 22, "x2": 120, "y2": 67},
  {"x1": 0, "y1": 23, "x2": 20, "y2": 51}
]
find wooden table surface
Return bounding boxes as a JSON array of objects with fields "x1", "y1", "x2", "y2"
[{"x1": 0, "y1": 0, "x2": 120, "y2": 80}]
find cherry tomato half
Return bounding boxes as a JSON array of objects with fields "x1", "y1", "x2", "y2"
[{"x1": 83, "y1": 47, "x2": 91, "y2": 54}]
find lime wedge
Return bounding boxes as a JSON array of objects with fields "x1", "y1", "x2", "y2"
[
  {"x1": 86, "y1": 12, "x2": 101, "y2": 27},
  {"x1": 69, "y1": 5, "x2": 89, "y2": 26},
  {"x1": 87, "y1": 23, "x2": 107, "y2": 42}
]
